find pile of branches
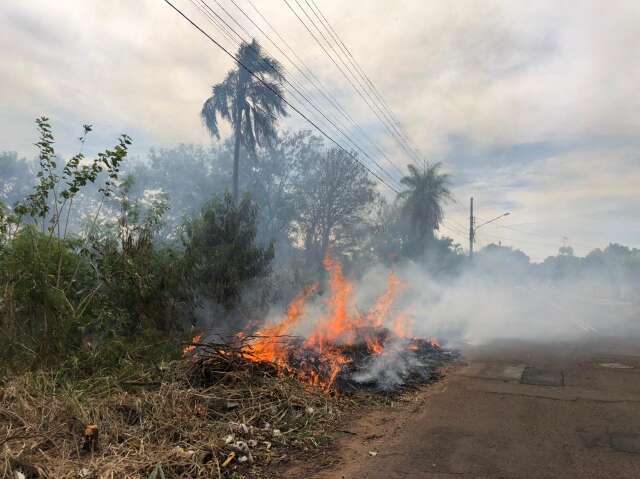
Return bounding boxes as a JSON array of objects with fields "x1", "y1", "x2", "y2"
[
  {"x1": 337, "y1": 336, "x2": 458, "y2": 393},
  {"x1": 185, "y1": 334, "x2": 281, "y2": 386},
  {"x1": 188, "y1": 332, "x2": 457, "y2": 395}
]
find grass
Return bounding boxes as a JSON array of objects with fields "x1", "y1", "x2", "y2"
[{"x1": 0, "y1": 356, "x2": 351, "y2": 479}]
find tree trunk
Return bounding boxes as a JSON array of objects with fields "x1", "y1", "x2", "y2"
[
  {"x1": 233, "y1": 72, "x2": 246, "y2": 203},
  {"x1": 232, "y1": 123, "x2": 241, "y2": 203},
  {"x1": 320, "y1": 221, "x2": 332, "y2": 260}
]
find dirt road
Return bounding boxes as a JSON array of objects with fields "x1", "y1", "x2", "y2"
[{"x1": 287, "y1": 338, "x2": 640, "y2": 479}]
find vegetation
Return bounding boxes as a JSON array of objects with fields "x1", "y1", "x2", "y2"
[
  {"x1": 0, "y1": 119, "x2": 279, "y2": 375},
  {"x1": 183, "y1": 193, "x2": 274, "y2": 311},
  {"x1": 201, "y1": 39, "x2": 287, "y2": 202},
  {"x1": 398, "y1": 162, "x2": 452, "y2": 258},
  {"x1": 2, "y1": 113, "x2": 638, "y2": 377}
]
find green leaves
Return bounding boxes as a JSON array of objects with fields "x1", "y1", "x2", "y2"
[
  {"x1": 183, "y1": 192, "x2": 274, "y2": 310},
  {"x1": 398, "y1": 162, "x2": 452, "y2": 254},
  {"x1": 15, "y1": 118, "x2": 133, "y2": 229}
]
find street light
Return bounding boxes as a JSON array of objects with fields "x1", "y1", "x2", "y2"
[
  {"x1": 469, "y1": 197, "x2": 510, "y2": 258},
  {"x1": 475, "y1": 212, "x2": 510, "y2": 231}
]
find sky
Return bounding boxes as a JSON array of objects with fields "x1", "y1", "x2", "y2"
[{"x1": 1, "y1": 0, "x2": 639, "y2": 261}]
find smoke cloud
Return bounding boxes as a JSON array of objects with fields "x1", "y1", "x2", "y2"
[{"x1": 358, "y1": 257, "x2": 638, "y2": 348}]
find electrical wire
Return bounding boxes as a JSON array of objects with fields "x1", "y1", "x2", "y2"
[
  {"x1": 192, "y1": 0, "x2": 403, "y2": 188},
  {"x1": 305, "y1": 0, "x2": 427, "y2": 168},
  {"x1": 163, "y1": 0, "x2": 401, "y2": 194},
  {"x1": 282, "y1": 0, "x2": 422, "y2": 170},
  {"x1": 229, "y1": 0, "x2": 406, "y2": 179}
]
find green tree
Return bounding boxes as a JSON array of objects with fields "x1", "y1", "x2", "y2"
[
  {"x1": 201, "y1": 39, "x2": 287, "y2": 202},
  {"x1": 398, "y1": 163, "x2": 452, "y2": 256},
  {"x1": 183, "y1": 193, "x2": 274, "y2": 310}
]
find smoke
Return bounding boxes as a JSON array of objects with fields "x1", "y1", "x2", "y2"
[
  {"x1": 357, "y1": 254, "x2": 639, "y2": 348},
  {"x1": 189, "y1": 231, "x2": 639, "y2": 390},
  {"x1": 351, "y1": 339, "x2": 429, "y2": 391}
]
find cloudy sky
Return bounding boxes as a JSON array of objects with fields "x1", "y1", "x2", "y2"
[{"x1": 1, "y1": 0, "x2": 639, "y2": 260}]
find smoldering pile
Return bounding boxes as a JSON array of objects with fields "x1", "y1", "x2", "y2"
[
  {"x1": 282, "y1": 333, "x2": 456, "y2": 393},
  {"x1": 187, "y1": 328, "x2": 457, "y2": 394}
]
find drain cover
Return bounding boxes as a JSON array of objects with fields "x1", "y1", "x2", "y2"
[
  {"x1": 520, "y1": 367, "x2": 564, "y2": 387},
  {"x1": 610, "y1": 433, "x2": 640, "y2": 454}
]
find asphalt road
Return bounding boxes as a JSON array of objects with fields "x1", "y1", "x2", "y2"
[{"x1": 309, "y1": 338, "x2": 640, "y2": 479}]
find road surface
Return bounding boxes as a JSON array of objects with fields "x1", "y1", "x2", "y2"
[{"x1": 288, "y1": 337, "x2": 640, "y2": 479}]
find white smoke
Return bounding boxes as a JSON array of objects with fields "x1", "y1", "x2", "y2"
[
  {"x1": 350, "y1": 339, "x2": 428, "y2": 391},
  {"x1": 356, "y1": 257, "x2": 639, "y2": 347}
]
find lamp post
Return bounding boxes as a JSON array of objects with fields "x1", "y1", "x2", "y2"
[{"x1": 469, "y1": 197, "x2": 510, "y2": 258}]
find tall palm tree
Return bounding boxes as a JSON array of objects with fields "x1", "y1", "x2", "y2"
[
  {"x1": 201, "y1": 39, "x2": 287, "y2": 202},
  {"x1": 398, "y1": 163, "x2": 452, "y2": 251}
]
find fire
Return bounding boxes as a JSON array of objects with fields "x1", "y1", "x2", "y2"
[
  {"x1": 240, "y1": 254, "x2": 425, "y2": 390},
  {"x1": 183, "y1": 334, "x2": 202, "y2": 356},
  {"x1": 304, "y1": 256, "x2": 356, "y2": 350},
  {"x1": 247, "y1": 284, "x2": 318, "y2": 364},
  {"x1": 392, "y1": 313, "x2": 414, "y2": 339},
  {"x1": 366, "y1": 273, "x2": 404, "y2": 329}
]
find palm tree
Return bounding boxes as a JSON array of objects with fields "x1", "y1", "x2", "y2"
[
  {"x1": 201, "y1": 39, "x2": 287, "y2": 202},
  {"x1": 398, "y1": 163, "x2": 452, "y2": 252}
]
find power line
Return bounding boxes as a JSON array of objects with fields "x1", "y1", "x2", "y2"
[
  {"x1": 224, "y1": 0, "x2": 406, "y2": 181},
  {"x1": 299, "y1": 0, "x2": 423, "y2": 167},
  {"x1": 305, "y1": 0, "x2": 426, "y2": 168},
  {"x1": 163, "y1": 0, "x2": 400, "y2": 194},
  {"x1": 192, "y1": 0, "x2": 403, "y2": 188},
  {"x1": 487, "y1": 223, "x2": 604, "y2": 251},
  {"x1": 441, "y1": 221, "x2": 467, "y2": 236},
  {"x1": 246, "y1": 0, "x2": 358, "y2": 129},
  {"x1": 282, "y1": 0, "x2": 421, "y2": 170}
]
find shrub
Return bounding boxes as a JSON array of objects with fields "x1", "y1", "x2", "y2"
[{"x1": 183, "y1": 193, "x2": 274, "y2": 311}]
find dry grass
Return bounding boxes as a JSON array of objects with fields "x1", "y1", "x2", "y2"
[{"x1": 0, "y1": 346, "x2": 352, "y2": 479}]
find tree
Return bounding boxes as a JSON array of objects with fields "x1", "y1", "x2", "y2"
[
  {"x1": 245, "y1": 130, "x2": 322, "y2": 249},
  {"x1": 183, "y1": 193, "x2": 274, "y2": 310},
  {"x1": 126, "y1": 143, "x2": 230, "y2": 239},
  {"x1": 398, "y1": 163, "x2": 452, "y2": 256},
  {"x1": 294, "y1": 147, "x2": 376, "y2": 267},
  {"x1": 0, "y1": 118, "x2": 132, "y2": 364},
  {"x1": 558, "y1": 245, "x2": 574, "y2": 256},
  {"x1": 201, "y1": 39, "x2": 287, "y2": 202}
]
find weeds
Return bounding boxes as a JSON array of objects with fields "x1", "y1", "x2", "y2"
[{"x1": 0, "y1": 358, "x2": 348, "y2": 478}]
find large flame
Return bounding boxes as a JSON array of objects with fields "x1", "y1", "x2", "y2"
[
  {"x1": 240, "y1": 255, "x2": 416, "y2": 390},
  {"x1": 248, "y1": 284, "x2": 318, "y2": 364}
]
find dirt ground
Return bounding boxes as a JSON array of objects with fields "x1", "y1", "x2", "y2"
[{"x1": 283, "y1": 337, "x2": 640, "y2": 479}]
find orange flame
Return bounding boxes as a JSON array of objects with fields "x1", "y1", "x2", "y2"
[
  {"x1": 247, "y1": 284, "x2": 318, "y2": 363},
  {"x1": 183, "y1": 334, "x2": 202, "y2": 356},
  {"x1": 242, "y1": 255, "x2": 411, "y2": 390},
  {"x1": 366, "y1": 273, "x2": 404, "y2": 329},
  {"x1": 305, "y1": 255, "x2": 356, "y2": 350},
  {"x1": 392, "y1": 313, "x2": 414, "y2": 339}
]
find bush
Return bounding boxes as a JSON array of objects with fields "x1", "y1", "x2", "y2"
[
  {"x1": 0, "y1": 118, "x2": 190, "y2": 374},
  {"x1": 183, "y1": 193, "x2": 274, "y2": 311},
  {"x1": 0, "y1": 227, "x2": 96, "y2": 365}
]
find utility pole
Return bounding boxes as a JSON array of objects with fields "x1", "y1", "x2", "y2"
[
  {"x1": 468, "y1": 197, "x2": 510, "y2": 259},
  {"x1": 469, "y1": 197, "x2": 475, "y2": 258}
]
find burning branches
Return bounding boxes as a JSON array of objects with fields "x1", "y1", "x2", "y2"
[{"x1": 186, "y1": 255, "x2": 456, "y2": 393}]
